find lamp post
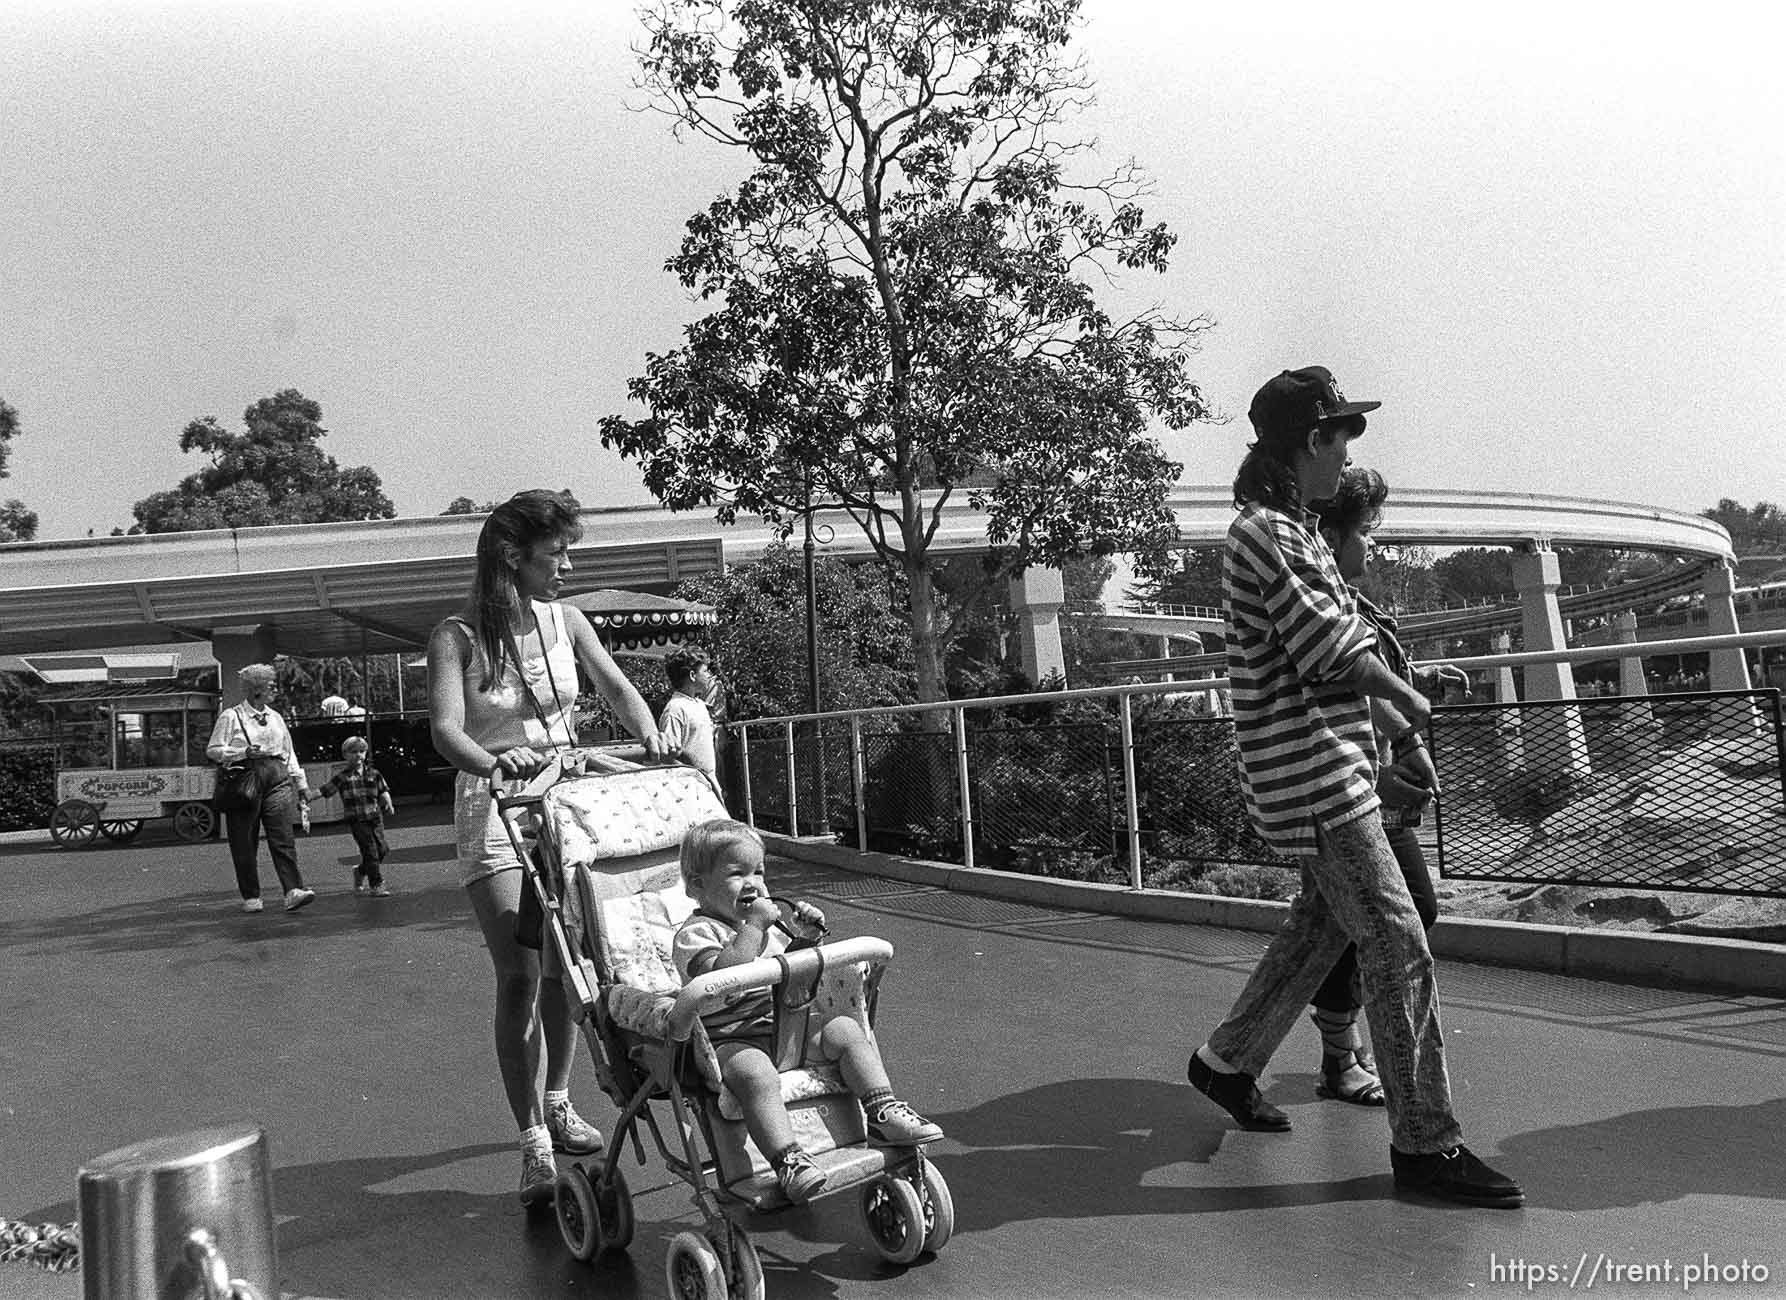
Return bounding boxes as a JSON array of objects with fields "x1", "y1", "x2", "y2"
[{"x1": 801, "y1": 479, "x2": 832, "y2": 836}]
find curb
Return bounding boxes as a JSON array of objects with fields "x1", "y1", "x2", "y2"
[{"x1": 762, "y1": 834, "x2": 1786, "y2": 997}]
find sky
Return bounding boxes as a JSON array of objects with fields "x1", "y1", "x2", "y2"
[{"x1": 2, "y1": 0, "x2": 1782, "y2": 544}]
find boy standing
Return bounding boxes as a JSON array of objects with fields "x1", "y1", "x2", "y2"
[
  {"x1": 658, "y1": 648, "x2": 719, "y2": 789},
  {"x1": 309, "y1": 735, "x2": 396, "y2": 896}
]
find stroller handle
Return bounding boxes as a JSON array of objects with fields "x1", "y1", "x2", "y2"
[{"x1": 668, "y1": 936, "x2": 893, "y2": 1041}]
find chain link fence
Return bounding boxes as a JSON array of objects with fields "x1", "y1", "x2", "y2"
[
  {"x1": 733, "y1": 681, "x2": 1786, "y2": 904},
  {"x1": 1431, "y1": 689, "x2": 1786, "y2": 896}
]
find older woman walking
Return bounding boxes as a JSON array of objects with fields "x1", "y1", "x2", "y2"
[
  {"x1": 427, "y1": 489, "x2": 671, "y2": 1207},
  {"x1": 206, "y1": 662, "x2": 314, "y2": 914}
]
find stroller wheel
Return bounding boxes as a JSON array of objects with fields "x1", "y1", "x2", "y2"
[
  {"x1": 722, "y1": 1227, "x2": 764, "y2": 1300},
  {"x1": 594, "y1": 1167, "x2": 634, "y2": 1253},
  {"x1": 918, "y1": 1163, "x2": 955, "y2": 1255},
  {"x1": 859, "y1": 1174, "x2": 927, "y2": 1266},
  {"x1": 555, "y1": 1165, "x2": 601, "y2": 1262},
  {"x1": 664, "y1": 1230, "x2": 726, "y2": 1300}
]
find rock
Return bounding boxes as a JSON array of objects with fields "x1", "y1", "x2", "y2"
[{"x1": 1658, "y1": 897, "x2": 1786, "y2": 943}]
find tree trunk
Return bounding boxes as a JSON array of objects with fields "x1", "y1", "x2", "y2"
[{"x1": 905, "y1": 551, "x2": 949, "y2": 716}]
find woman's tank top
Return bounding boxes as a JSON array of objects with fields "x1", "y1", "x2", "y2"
[{"x1": 446, "y1": 600, "x2": 579, "y2": 754}]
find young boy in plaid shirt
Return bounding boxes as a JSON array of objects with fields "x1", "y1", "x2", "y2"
[{"x1": 308, "y1": 735, "x2": 396, "y2": 896}]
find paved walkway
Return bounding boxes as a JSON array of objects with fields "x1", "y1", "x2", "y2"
[{"x1": 3, "y1": 808, "x2": 1783, "y2": 1299}]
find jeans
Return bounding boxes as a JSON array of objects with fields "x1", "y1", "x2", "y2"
[
  {"x1": 347, "y1": 820, "x2": 388, "y2": 887},
  {"x1": 1311, "y1": 821, "x2": 1439, "y2": 1012},
  {"x1": 1207, "y1": 811, "x2": 1463, "y2": 1155},
  {"x1": 225, "y1": 764, "x2": 304, "y2": 899}
]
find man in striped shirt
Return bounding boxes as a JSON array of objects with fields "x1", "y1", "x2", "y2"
[{"x1": 1184, "y1": 366, "x2": 1523, "y2": 1208}]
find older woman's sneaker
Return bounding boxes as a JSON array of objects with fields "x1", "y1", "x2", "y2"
[
  {"x1": 866, "y1": 1098, "x2": 943, "y2": 1145},
  {"x1": 241, "y1": 898, "x2": 264, "y2": 914},
  {"x1": 546, "y1": 1097, "x2": 604, "y2": 1155},
  {"x1": 282, "y1": 887, "x2": 315, "y2": 912},
  {"x1": 1391, "y1": 1144, "x2": 1524, "y2": 1207}
]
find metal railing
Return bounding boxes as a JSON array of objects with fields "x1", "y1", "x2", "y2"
[{"x1": 728, "y1": 628, "x2": 1786, "y2": 900}]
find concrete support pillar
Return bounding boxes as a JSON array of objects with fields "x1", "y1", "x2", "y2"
[
  {"x1": 1490, "y1": 630, "x2": 1522, "y2": 770},
  {"x1": 1701, "y1": 559, "x2": 1760, "y2": 741},
  {"x1": 1008, "y1": 566, "x2": 1066, "y2": 687},
  {"x1": 1701, "y1": 559, "x2": 1753, "y2": 693},
  {"x1": 1511, "y1": 546, "x2": 1591, "y2": 781},
  {"x1": 1612, "y1": 611, "x2": 1655, "y2": 724},
  {"x1": 212, "y1": 626, "x2": 277, "y2": 707}
]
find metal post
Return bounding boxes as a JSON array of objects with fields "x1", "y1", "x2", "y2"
[
  {"x1": 803, "y1": 497, "x2": 831, "y2": 835},
  {"x1": 952, "y1": 706, "x2": 974, "y2": 870},
  {"x1": 737, "y1": 725, "x2": 755, "y2": 827},
  {"x1": 783, "y1": 721, "x2": 799, "y2": 834},
  {"x1": 78, "y1": 1123, "x2": 276, "y2": 1300},
  {"x1": 850, "y1": 714, "x2": 867, "y2": 850},
  {"x1": 1119, "y1": 691, "x2": 1143, "y2": 890}
]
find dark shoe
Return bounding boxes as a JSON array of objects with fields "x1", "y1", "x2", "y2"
[
  {"x1": 1391, "y1": 1144, "x2": 1524, "y2": 1207},
  {"x1": 1187, "y1": 1054, "x2": 1291, "y2": 1132}
]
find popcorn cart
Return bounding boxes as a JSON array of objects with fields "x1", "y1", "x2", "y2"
[{"x1": 43, "y1": 684, "x2": 221, "y2": 847}]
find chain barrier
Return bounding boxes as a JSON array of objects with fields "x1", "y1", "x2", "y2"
[{"x1": 0, "y1": 1216, "x2": 80, "y2": 1274}]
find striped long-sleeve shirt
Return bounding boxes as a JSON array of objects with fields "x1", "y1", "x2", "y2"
[{"x1": 1223, "y1": 503, "x2": 1381, "y2": 854}]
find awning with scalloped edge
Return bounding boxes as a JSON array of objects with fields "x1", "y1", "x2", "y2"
[{"x1": 562, "y1": 590, "x2": 717, "y2": 655}]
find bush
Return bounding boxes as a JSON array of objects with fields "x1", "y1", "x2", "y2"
[{"x1": 0, "y1": 746, "x2": 57, "y2": 833}]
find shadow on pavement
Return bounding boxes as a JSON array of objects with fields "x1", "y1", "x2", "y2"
[
  {"x1": 917, "y1": 1076, "x2": 1390, "y2": 1229},
  {"x1": 0, "y1": 880, "x2": 475, "y2": 958},
  {"x1": 1502, "y1": 1096, "x2": 1786, "y2": 1210}
]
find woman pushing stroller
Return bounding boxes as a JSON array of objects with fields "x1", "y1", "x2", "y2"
[{"x1": 427, "y1": 488, "x2": 671, "y2": 1206}]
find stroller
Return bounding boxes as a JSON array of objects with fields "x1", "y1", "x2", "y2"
[{"x1": 496, "y1": 750, "x2": 954, "y2": 1299}]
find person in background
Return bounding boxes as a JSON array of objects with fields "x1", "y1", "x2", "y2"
[
  {"x1": 309, "y1": 734, "x2": 396, "y2": 897},
  {"x1": 1303, "y1": 466, "x2": 1470, "y2": 1106},
  {"x1": 206, "y1": 663, "x2": 314, "y2": 914},
  {"x1": 319, "y1": 693, "x2": 350, "y2": 717},
  {"x1": 1183, "y1": 365, "x2": 1522, "y2": 1208},
  {"x1": 427, "y1": 488, "x2": 671, "y2": 1208},
  {"x1": 659, "y1": 647, "x2": 719, "y2": 792}
]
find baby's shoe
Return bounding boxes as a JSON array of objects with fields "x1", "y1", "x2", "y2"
[
  {"x1": 546, "y1": 1095, "x2": 604, "y2": 1155},
  {"x1": 774, "y1": 1148, "x2": 828, "y2": 1205},
  {"x1": 866, "y1": 1098, "x2": 943, "y2": 1146}
]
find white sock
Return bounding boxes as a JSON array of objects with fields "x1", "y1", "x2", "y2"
[
  {"x1": 544, "y1": 1089, "x2": 570, "y2": 1108},
  {"x1": 1195, "y1": 1043, "x2": 1239, "y2": 1074},
  {"x1": 520, "y1": 1123, "x2": 551, "y2": 1153}
]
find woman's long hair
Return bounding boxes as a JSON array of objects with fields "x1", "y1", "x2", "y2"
[{"x1": 467, "y1": 489, "x2": 582, "y2": 692}]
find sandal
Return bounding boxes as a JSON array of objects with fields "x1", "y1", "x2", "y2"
[{"x1": 1317, "y1": 1049, "x2": 1386, "y2": 1107}]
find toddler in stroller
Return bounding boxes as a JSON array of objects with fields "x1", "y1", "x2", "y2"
[
  {"x1": 673, "y1": 819, "x2": 943, "y2": 1204},
  {"x1": 502, "y1": 754, "x2": 955, "y2": 1298}
]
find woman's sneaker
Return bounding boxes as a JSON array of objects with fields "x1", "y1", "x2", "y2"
[
  {"x1": 774, "y1": 1149, "x2": 829, "y2": 1205},
  {"x1": 546, "y1": 1097, "x2": 604, "y2": 1155},
  {"x1": 518, "y1": 1146, "x2": 557, "y2": 1207},
  {"x1": 866, "y1": 1099, "x2": 943, "y2": 1146}
]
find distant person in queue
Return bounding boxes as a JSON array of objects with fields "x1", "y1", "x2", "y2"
[
  {"x1": 206, "y1": 662, "x2": 314, "y2": 914},
  {"x1": 427, "y1": 488, "x2": 672, "y2": 1208},
  {"x1": 1303, "y1": 466, "x2": 1470, "y2": 1107},
  {"x1": 1183, "y1": 365, "x2": 1522, "y2": 1207}
]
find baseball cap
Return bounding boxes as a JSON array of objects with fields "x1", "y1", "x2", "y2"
[{"x1": 1248, "y1": 366, "x2": 1380, "y2": 442}]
